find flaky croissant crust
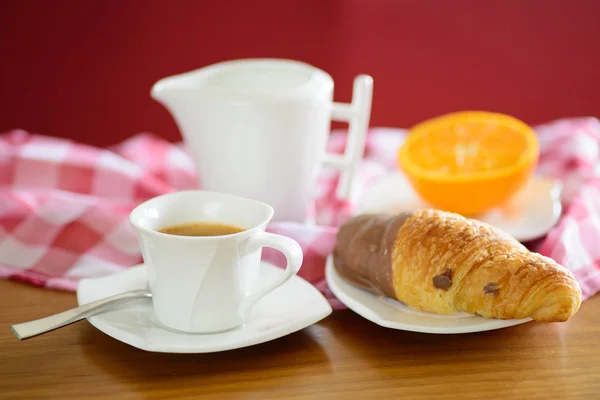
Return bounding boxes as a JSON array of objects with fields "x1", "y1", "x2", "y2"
[{"x1": 392, "y1": 210, "x2": 582, "y2": 322}]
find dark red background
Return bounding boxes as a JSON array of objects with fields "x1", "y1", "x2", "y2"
[{"x1": 1, "y1": 0, "x2": 599, "y2": 146}]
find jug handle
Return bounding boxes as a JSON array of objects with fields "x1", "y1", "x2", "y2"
[{"x1": 323, "y1": 74, "x2": 374, "y2": 200}]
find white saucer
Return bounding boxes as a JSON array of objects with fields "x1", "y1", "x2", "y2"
[
  {"x1": 357, "y1": 171, "x2": 562, "y2": 242},
  {"x1": 77, "y1": 262, "x2": 332, "y2": 353},
  {"x1": 325, "y1": 256, "x2": 531, "y2": 334}
]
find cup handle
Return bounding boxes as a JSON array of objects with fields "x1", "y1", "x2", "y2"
[
  {"x1": 238, "y1": 231, "x2": 303, "y2": 320},
  {"x1": 323, "y1": 74, "x2": 374, "y2": 200}
]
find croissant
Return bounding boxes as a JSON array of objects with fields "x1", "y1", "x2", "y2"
[{"x1": 333, "y1": 209, "x2": 582, "y2": 322}]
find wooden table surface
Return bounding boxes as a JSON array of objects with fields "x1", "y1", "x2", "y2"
[{"x1": 1, "y1": 280, "x2": 599, "y2": 400}]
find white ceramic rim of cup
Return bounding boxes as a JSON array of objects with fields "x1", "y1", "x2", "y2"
[
  {"x1": 129, "y1": 190, "x2": 275, "y2": 242},
  {"x1": 151, "y1": 58, "x2": 334, "y2": 100}
]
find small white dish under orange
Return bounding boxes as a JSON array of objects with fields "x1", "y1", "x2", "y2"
[
  {"x1": 77, "y1": 262, "x2": 332, "y2": 353},
  {"x1": 357, "y1": 171, "x2": 562, "y2": 242},
  {"x1": 325, "y1": 256, "x2": 531, "y2": 334}
]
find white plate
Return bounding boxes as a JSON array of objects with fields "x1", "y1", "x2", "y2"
[
  {"x1": 325, "y1": 256, "x2": 531, "y2": 334},
  {"x1": 77, "y1": 262, "x2": 332, "y2": 353},
  {"x1": 357, "y1": 171, "x2": 562, "y2": 242}
]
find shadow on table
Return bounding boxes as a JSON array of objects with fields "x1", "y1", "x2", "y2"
[
  {"x1": 79, "y1": 308, "x2": 585, "y2": 397},
  {"x1": 321, "y1": 309, "x2": 579, "y2": 389},
  {"x1": 79, "y1": 320, "x2": 332, "y2": 393}
]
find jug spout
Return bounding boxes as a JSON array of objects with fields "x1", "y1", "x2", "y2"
[
  {"x1": 150, "y1": 80, "x2": 171, "y2": 105},
  {"x1": 150, "y1": 73, "x2": 195, "y2": 109},
  {"x1": 155, "y1": 63, "x2": 226, "y2": 107}
]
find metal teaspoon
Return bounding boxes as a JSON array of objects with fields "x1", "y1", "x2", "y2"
[{"x1": 10, "y1": 290, "x2": 152, "y2": 340}]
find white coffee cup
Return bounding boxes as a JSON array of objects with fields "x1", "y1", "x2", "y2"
[
  {"x1": 129, "y1": 190, "x2": 303, "y2": 333},
  {"x1": 151, "y1": 58, "x2": 373, "y2": 222}
]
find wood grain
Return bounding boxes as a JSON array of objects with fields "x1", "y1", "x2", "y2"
[{"x1": 1, "y1": 280, "x2": 599, "y2": 399}]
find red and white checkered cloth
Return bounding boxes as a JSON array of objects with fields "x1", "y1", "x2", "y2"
[{"x1": 1, "y1": 117, "x2": 600, "y2": 309}]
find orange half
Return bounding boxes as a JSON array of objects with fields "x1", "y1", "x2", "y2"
[{"x1": 398, "y1": 111, "x2": 539, "y2": 216}]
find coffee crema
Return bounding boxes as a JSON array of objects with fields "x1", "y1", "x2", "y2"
[{"x1": 159, "y1": 222, "x2": 245, "y2": 237}]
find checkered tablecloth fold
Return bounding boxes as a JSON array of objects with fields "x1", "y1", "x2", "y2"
[{"x1": 1, "y1": 118, "x2": 600, "y2": 308}]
